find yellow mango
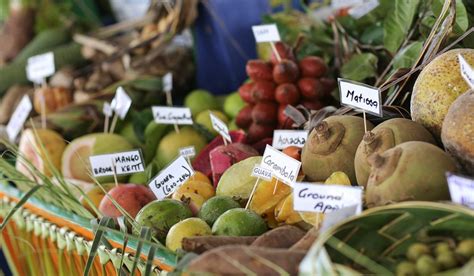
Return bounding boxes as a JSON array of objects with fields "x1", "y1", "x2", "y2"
[
  {"x1": 174, "y1": 180, "x2": 215, "y2": 200},
  {"x1": 249, "y1": 178, "x2": 292, "y2": 215},
  {"x1": 325, "y1": 171, "x2": 351, "y2": 186}
]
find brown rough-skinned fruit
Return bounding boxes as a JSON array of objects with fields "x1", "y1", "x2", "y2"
[
  {"x1": 411, "y1": 48, "x2": 474, "y2": 140},
  {"x1": 301, "y1": 115, "x2": 373, "y2": 183},
  {"x1": 366, "y1": 141, "x2": 456, "y2": 207},
  {"x1": 441, "y1": 90, "x2": 474, "y2": 174},
  {"x1": 270, "y1": 42, "x2": 295, "y2": 65},
  {"x1": 275, "y1": 83, "x2": 300, "y2": 105},
  {"x1": 246, "y1": 60, "x2": 273, "y2": 81},
  {"x1": 298, "y1": 78, "x2": 323, "y2": 99},
  {"x1": 355, "y1": 118, "x2": 436, "y2": 187},
  {"x1": 273, "y1": 60, "x2": 300, "y2": 84},
  {"x1": 235, "y1": 105, "x2": 253, "y2": 129},
  {"x1": 238, "y1": 82, "x2": 255, "y2": 104},
  {"x1": 247, "y1": 123, "x2": 274, "y2": 143},
  {"x1": 252, "y1": 102, "x2": 278, "y2": 124},
  {"x1": 298, "y1": 56, "x2": 327, "y2": 78},
  {"x1": 251, "y1": 81, "x2": 275, "y2": 102}
]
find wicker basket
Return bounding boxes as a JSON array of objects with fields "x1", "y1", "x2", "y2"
[{"x1": 0, "y1": 184, "x2": 177, "y2": 275}]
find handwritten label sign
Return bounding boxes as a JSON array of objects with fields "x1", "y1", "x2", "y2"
[
  {"x1": 349, "y1": 0, "x2": 379, "y2": 19},
  {"x1": 260, "y1": 145, "x2": 301, "y2": 186},
  {"x1": 6, "y1": 95, "x2": 32, "y2": 142},
  {"x1": 293, "y1": 183, "x2": 363, "y2": 213},
  {"x1": 149, "y1": 155, "x2": 195, "y2": 199},
  {"x1": 447, "y1": 173, "x2": 474, "y2": 209},
  {"x1": 179, "y1": 146, "x2": 196, "y2": 159},
  {"x1": 458, "y1": 54, "x2": 474, "y2": 90},
  {"x1": 163, "y1": 72, "x2": 173, "y2": 92},
  {"x1": 251, "y1": 165, "x2": 273, "y2": 181},
  {"x1": 152, "y1": 106, "x2": 193, "y2": 125},
  {"x1": 320, "y1": 205, "x2": 359, "y2": 232},
  {"x1": 89, "y1": 150, "x2": 145, "y2": 177},
  {"x1": 111, "y1": 87, "x2": 132, "y2": 119},
  {"x1": 338, "y1": 78, "x2": 382, "y2": 116},
  {"x1": 272, "y1": 130, "x2": 308, "y2": 149},
  {"x1": 252, "y1": 24, "x2": 281, "y2": 43},
  {"x1": 26, "y1": 52, "x2": 55, "y2": 83},
  {"x1": 210, "y1": 113, "x2": 232, "y2": 143}
]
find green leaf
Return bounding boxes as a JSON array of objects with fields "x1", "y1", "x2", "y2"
[
  {"x1": 131, "y1": 227, "x2": 152, "y2": 276},
  {"x1": 84, "y1": 217, "x2": 114, "y2": 276},
  {"x1": 360, "y1": 24, "x2": 384, "y2": 45},
  {"x1": 144, "y1": 244, "x2": 157, "y2": 276},
  {"x1": 392, "y1": 41, "x2": 424, "y2": 70},
  {"x1": 433, "y1": 0, "x2": 469, "y2": 35},
  {"x1": 0, "y1": 185, "x2": 42, "y2": 230},
  {"x1": 341, "y1": 53, "x2": 379, "y2": 82},
  {"x1": 383, "y1": 0, "x2": 421, "y2": 53}
]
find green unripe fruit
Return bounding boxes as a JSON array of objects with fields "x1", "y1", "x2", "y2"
[
  {"x1": 416, "y1": 255, "x2": 439, "y2": 275},
  {"x1": 407, "y1": 243, "x2": 431, "y2": 261},
  {"x1": 436, "y1": 251, "x2": 458, "y2": 270},
  {"x1": 396, "y1": 261, "x2": 417, "y2": 276},
  {"x1": 434, "y1": 242, "x2": 451, "y2": 256},
  {"x1": 455, "y1": 239, "x2": 474, "y2": 259}
]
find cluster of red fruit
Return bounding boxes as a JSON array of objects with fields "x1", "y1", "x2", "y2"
[{"x1": 236, "y1": 42, "x2": 336, "y2": 143}]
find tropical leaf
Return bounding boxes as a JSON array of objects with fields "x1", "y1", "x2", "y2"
[
  {"x1": 84, "y1": 217, "x2": 114, "y2": 276},
  {"x1": 131, "y1": 227, "x2": 152, "y2": 276},
  {"x1": 383, "y1": 0, "x2": 421, "y2": 53},
  {"x1": 340, "y1": 53, "x2": 378, "y2": 81},
  {"x1": 0, "y1": 185, "x2": 42, "y2": 230},
  {"x1": 392, "y1": 41, "x2": 424, "y2": 70}
]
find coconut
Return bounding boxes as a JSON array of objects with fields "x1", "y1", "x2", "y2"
[
  {"x1": 354, "y1": 118, "x2": 436, "y2": 187},
  {"x1": 411, "y1": 48, "x2": 474, "y2": 140},
  {"x1": 301, "y1": 115, "x2": 373, "y2": 184},
  {"x1": 441, "y1": 90, "x2": 474, "y2": 175},
  {"x1": 365, "y1": 141, "x2": 456, "y2": 207}
]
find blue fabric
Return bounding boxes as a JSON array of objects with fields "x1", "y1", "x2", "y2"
[{"x1": 193, "y1": 0, "x2": 304, "y2": 95}]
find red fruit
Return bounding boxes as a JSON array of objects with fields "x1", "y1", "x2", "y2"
[
  {"x1": 238, "y1": 82, "x2": 255, "y2": 104},
  {"x1": 246, "y1": 60, "x2": 273, "y2": 81},
  {"x1": 251, "y1": 81, "x2": 275, "y2": 102},
  {"x1": 298, "y1": 56, "x2": 327, "y2": 78},
  {"x1": 302, "y1": 100, "x2": 324, "y2": 110},
  {"x1": 320, "y1": 77, "x2": 337, "y2": 96},
  {"x1": 271, "y1": 42, "x2": 296, "y2": 65},
  {"x1": 298, "y1": 78, "x2": 324, "y2": 99},
  {"x1": 235, "y1": 105, "x2": 253, "y2": 128},
  {"x1": 252, "y1": 102, "x2": 278, "y2": 124},
  {"x1": 247, "y1": 123, "x2": 274, "y2": 143},
  {"x1": 273, "y1": 59, "x2": 300, "y2": 84},
  {"x1": 99, "y1": 184, "x2": 156, "y2": 219},
  {"x1": 275, "y1": 83, "x2": 300, "y2": 105},
  {"x1": 278, "y1": 104, "x2": 294, "y2": 129}
]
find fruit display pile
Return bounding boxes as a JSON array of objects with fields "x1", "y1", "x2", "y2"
[{"x1": 0, "y1": 1, "x2": 473, "y2": 275}]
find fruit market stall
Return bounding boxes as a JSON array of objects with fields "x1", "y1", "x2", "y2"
[{"x1": 0, "y1": 0, "x2": 473, "y2": 275}]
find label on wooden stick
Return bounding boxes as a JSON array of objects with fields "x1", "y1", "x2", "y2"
[
  {"x1": 260, "y1": 145, "x2": 301, "y2": 186},
  {"x1": 458, "y1": 54, "x2": 474, "y2": 89},
  {"x1": 272, "y1": 130, "x2": 308, "y2": 149},
  {"x1": 6, "y1": 95, "x2": 32, "y2": 142},
  {"x1": 111, "y1": 87, "x2": 132, "y2": 119},
  {"x1": 447, "y1": 173, "x2": 474, "y2": 209},
  {"x1": 89, "y1": 150, "x2": 145, "y2": 177},
  {"x1": 252, "y1": 24, "x2": 281, "y2": 43},
  {"x1": 26, "y1": 52, "x2": 55, "y2": 83},
  {"x1": 149, "y1": 155, "x2": 195, "y2": 199},
  {"x1": 210, "y1": 113, "x2": 231, "y2": 143},
  {"x1": 338, "y1": 78, "x2": 382, "y2": 116},
  {"x1": 152, "y1": 106, "x2": 193, "y2": 125}
]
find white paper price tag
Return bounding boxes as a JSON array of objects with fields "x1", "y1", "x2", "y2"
[
  {"x1": 349, "y1": 0, "x2": 379, "y2": 19},
  {"x1": 26, "y1": 52, "x2": 55, "y2": 83},
  {"x1": 6, "y1": 95, "x2": 32, "y2": 142},
  {"x1": 272, "y1": 130, "x2": 308, "y2": 149},
  {"x1": 103, "y1": 102, "x2": 113, "y2": 117},
  {"x1": 293, "y1": 183, "x2": 363, "y2": 213},
  {"x1": 320, "y1": 205, "x2": 359, "y2": 232},
  {"x1": 89, "y1": 150, "x2": 145, "y2": 177},
  {"x1": 152, "y1": 106, "x2": 193, "y2": 125},
  {"x1": 163, "y1": 72, "x2": 173, "y2": 92},
  {"x1": 111, "y1": 87, "x2": 132, "y2": 119},
  {"x1": 338, "y1": 78, "x2": 382, "y2": 116},
  {"x1": 458, "y1": 54, "x2": 474, "y2": 90},
  {"x1": 260, "y1": 145, "x2": 301, "y2": 186},
  {"x1": 149, "y1": 155, "x2": 195, "y2": 199},
  {"x1": 251, "y1": 165, "x2": 273, "y2": 181},
  {"x1": 331, "y1": 0, "x2": 363, "y2": 9},
  {"x1": 210, "y1": 113, "x2": 232, "y2": 143},
  {"x1": 179, "y1": 146, "x2": 196, "y2": 159},
  {"x1": 447, "y1": 173, "x2": 474, "y2": 209},
  {"x1": 252, "y1": 24, "x2": 281, "y2": 43}
]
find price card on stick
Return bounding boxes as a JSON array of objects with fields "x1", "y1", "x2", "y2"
[
  {"x1": 338, "y1": 78, "x2": 382, "y2": 116},
  {"x1": 348, "y1": 0, "x2": 379, "y2": 19},
  {"x1": 152, "y1": 106, "x2": 193, "y2": 125},
  {"x1": 260, "y1": 145, "x2": 301, "y2": 187},
  {"x1": 458, "y1": 54, "x2": 474, "y2": 89},
  {"x1": 148, "y1": 155, "x2": 195, "y2": 200},
  {"x1": 163, "y1": 72, "x2": 173, "y2": 106},
  {"x1": 292, "y1": 183, "x2": 363, "y2": 213},
  {"x1": 246, "y1": 164, "x2": 274, "y2": 209},
  {"x1": 6, "y1": 95, "x2": 32, "y2": 142},
  {"x1": 210, "y1": 112, "x2": 232, "y2": 144},
  {"x1": 252, "y1": 24, "x2": 282, "y2": 62},
  {"x1": 89, "y1": 150, "x2": 145, "y2": 177},
  {"x1": 272, "y1": 130, "x2": 308, "y2": 149},
  {"x1": 26, "y1": 52, "x2": 55, "y2": 83},
  {"x1": 447, "y1": 173, "x2": 474, "y2": 209},
  {"x1": 111, "y1": 87, "x2": 132, "y2": 120},
  {"x1": 179, "y1": 146, "x2": 196, "y2": 159}
]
